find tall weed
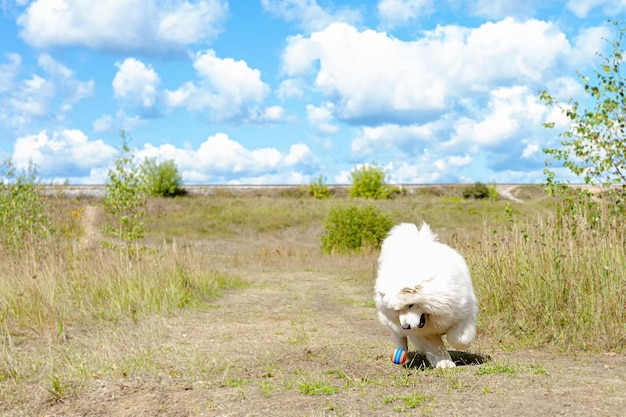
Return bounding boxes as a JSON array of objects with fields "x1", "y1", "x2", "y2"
[
  {"x1": 0, "y1": 243, "x2": 245, "y2": 336},
  {"x1": 468, "y1": 197, "x2": 625, "y2": 351}
]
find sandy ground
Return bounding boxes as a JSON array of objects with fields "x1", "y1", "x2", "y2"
[{"x1": 24, "y1": 268, "x2": 625, "y2": 417}]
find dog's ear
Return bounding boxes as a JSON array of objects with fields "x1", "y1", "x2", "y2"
[
  {"x1": 398, "y1": 285, "x2": 422, "y2": 304},
  {"x1": 400, "y1": 285, "x2": 422, "y2": 294}
]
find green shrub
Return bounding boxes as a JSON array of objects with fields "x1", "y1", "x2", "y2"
[
  {"x1": 140, "y1": 158, "x2": 185, "y2": 197},
  {"x1": 308, "y1": 175, "x2": 331, "y2": 199},
  {"x1": 487, "y1": 182, "x2": 499, "y2": 201},
  {"x1": 101, "y1": 133, "x2": 146, "y2": 258},
  {"x1": 0, "y1": 159, "x2": 53, "y2": 253},
  {"x1": 349, "y1": 163, "x2": 392, "y2": 199},
  {"x1": 462, "y1": 182, "x2": 490, "y2": 199},
  {"x1": 321, "y1": 204, "x2": 394, "y2": 253}
]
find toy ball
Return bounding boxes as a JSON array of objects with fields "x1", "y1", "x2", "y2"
[{"x1": 390, "y1": 349, "x2": 407, "y2": 365}]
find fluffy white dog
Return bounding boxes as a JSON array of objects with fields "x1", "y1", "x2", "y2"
[{"x1": 375, "y1": 222, "x2": 478, "y2": 368}]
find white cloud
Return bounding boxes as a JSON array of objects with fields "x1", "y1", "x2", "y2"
[
  {"x1": 257, "y1": 105, "x2": 286, "y2": 123},
  {"x1": 351, "y1": 122, "x2": 439, "y2": 158},
  {"x1": 432, "y1": 155, "x2": 473, "y2": 175},
  {"x1": 0, "y1": 53, "x2": 93, "y2": 129},
  {"x1": 521, "y1": 143, "x2": 540, "y2": 159},
  {"x1": 136, "y1": 133, "x2": 314, "y2": 183},
  {"x1": 448, "y1": 155, "x2": 472, "y2": 167},
  {"x1": 164, "y1": 50, "x2": 271, "y2": 122},
  {"x1": 450, "y1": 86, "x2": 546, "y2": 147},
  {"x1": 566, "y1": 0, "x2": 626, "y2": 18},
  {"x1": 93, "y1": 115, "x2": 114, "y2": 133},
  {"x1": 37, "y1": 54, "x2": 94, "y2": 112},
  {"x1": 378, "y1": 0, "x2": 433, "y2": 29},
  {"x1": 568, "y1": 25, "x2": 611, "y2": 68},
  {"x1": 17, "y1": 0, "x2": 228, "y2": 53},
  {"x1": 277, "y1": 78, "x2": 305, "y2": 100},
  {"x1": 163, "y1": 82, "x2": 205, "y2": 110},
  {"x1": 261, "y1": 0, "x2": 361, "y2": 33},
  {"x1": 92, "y1": 111, "x2": 144, "y2": 133},
  {"x1": 12, "y1": 130, "x2": 117, "y2": 179},
  {"x1": 282, "y1": 19, "x2": 569, "y2": 123},
  {"x1": 465, "y1": 0, "x2": 541, "y2": 19},
  {"x1": 9, "y1": 129, "x2": 316, "y2": 184},
  {"x1": 0, "y1": 53, "x2": 21, "y2": 93},
  {"x1": 7, "y1": 75, "x2": 53, "y2": 118},
  {"x1": 306, "y1": 103, "x2": 338, "y2": 134},
  {"x1": 113, "y1": 58, "x2": 160, "y2": 109}
]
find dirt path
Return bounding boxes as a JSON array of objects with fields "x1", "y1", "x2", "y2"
[
  {"x1": 496, "y1": 185, "x2": 523, "y2": 203},
  {"x1": 34, "y1": 266, "x2": 626, "y2": 417}
]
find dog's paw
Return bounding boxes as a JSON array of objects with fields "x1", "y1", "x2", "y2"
[{"x1": 435, "y1": 359, "x2": 456, "y2": 369}]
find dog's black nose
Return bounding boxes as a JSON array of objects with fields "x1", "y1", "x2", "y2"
[{"x1": 401, "y1": 324, "x2": 411, "y2": 330}]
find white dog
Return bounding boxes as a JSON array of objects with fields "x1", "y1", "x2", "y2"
[{"x1": 374, "y1": 223, "x2": 478, "y2": 368}]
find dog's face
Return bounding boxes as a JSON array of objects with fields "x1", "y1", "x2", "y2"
[
  {"x1": 381, "y1": 285, "x2": 428, "y2": 331},
  {"x1": 397, "y1": 303, "x2": 427, "y2": 330}
]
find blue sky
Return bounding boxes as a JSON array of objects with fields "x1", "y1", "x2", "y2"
[{"x1": 0, "y1": 1, "x2": 621, "y2": 185}]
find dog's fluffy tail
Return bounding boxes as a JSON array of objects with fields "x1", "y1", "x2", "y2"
[
  {"x1": 383, "y1": 222, "x2": 438, "y2": 249},
  {"x1": 416, "y1": 222, "x2": 438, "y2": 242}
]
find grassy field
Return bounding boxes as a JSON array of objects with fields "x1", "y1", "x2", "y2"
[{"x1": 0, "y1": 185, "x2": 624, "y2": 415}]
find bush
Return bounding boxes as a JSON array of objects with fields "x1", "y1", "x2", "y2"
[
  {"x1": 349, "y1": 163, "x2": 392, "y2": 199},
  {"x1": 308, "y1": 175, "x2": 331, "y2": 199},
  {"x1": 102, "y1": 133, "x2": 146, "y2": 258},
  {"x1": 0, "y1": 159, "x2": 53, "y2": 253},
  {"x1": 462, "y1": 182, "x2": 490, "y2": 199},
  {"x1": 140, "y1": 158, "x2": 185, "y2": 197},
  {"x1": 321, "y1": 204, "x2": 394, "y2": 253}
]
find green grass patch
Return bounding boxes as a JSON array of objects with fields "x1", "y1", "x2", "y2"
[
  {"x1": 298, "y1": 380, "x2": 339, "y2": 395},
  {"x1": 382, "y1": 392, "x2": 436, "y2": 411},
  {"x1": 476, "y1": 363, "x2": 517, "y2": 377}
]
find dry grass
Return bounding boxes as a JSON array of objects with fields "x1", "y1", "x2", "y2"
[{"x1": 1, "y1": 186, "x2": 624, "y2": 413}]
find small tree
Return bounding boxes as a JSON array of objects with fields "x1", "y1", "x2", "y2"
[
  {"x1": 101, "y1": 131, "x2": 146, "y2": 258},
  {"x1": 349, "y1": 163, "x2": 392, "y2": 199},
  {"x1": 308, "y1": 175, "x2": 331, "y2": 199},
  {"x1": 140, "y1": 158, "x2": 185, "y2": 197},
  {"x1": 0, "y1": 159, "x2": 52, "y2": 253},
  {"x1": 540, "y1": 20, "x2": 626, "y2": 188}
]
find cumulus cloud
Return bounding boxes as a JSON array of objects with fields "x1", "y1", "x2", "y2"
[
  {"x1": 164, "y1": 50, "x2": 273, "y2": 122},
  {"x1": 256, "y1": 105, "x2": 286, "y2": 123},
  {"x1": 38, "y1": 54, "x2": 94, "y2": 112},
  {"x1": 378, "y1": 0, "x2": 433, "y2": 29},
  {"x1": 92, "y1": 111, "x2": 144, "y2": 134},
  {"x1": 9, "y1": 129, "x2": 316, "y2": 184},
  {"x1": 464, "y1": 0, "x2": 542, "y2": 19},
  {"x1": 136, "y1": 133, "x2": 315, "y2": 183},
  {"x1": 276, "y1": 78, "x2": 306, "y2": 100},
  {"x1": 113, "y1": 58, "x2": 161, "y2": 109},
  {"x1": 450, "y1": 86, "x2": 547, "y2": 148},
  {"x1": 568, "y1": 25, "x2": 612, "y2": 68},
  {"x1": 12, "y1": 130, "x2": 117, "y2": 180},
  {"x1": 348, "y1": 84, "x2": 555, "y2": 180},
  {"x1": 0, "y1": 53, "x2": 21, "y2": 94},
  {"x1": 0, "y1": 53, "x2": 93, "y2": 129},
  {"x1": 261, "y1": 0, "x2": 361, "y2": 33},
  {"x1": 566, "y1": 0, "x2": 626, "y2": 18},
  {"x1": 351, "y1": 122, "x2": 440, "y2": 158},
  {"x1": 306, "y1": 103, "x2": 338, "y2": 134},
  {"x1": 282, "y1": 19, "x2": 569, "y2": 123},
  {"x1": 17, "y1": 0, "x2": 228, "y2": 53},
  {"x1": 6, "y1": 75, "x2": 53, "y2": 119}
]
